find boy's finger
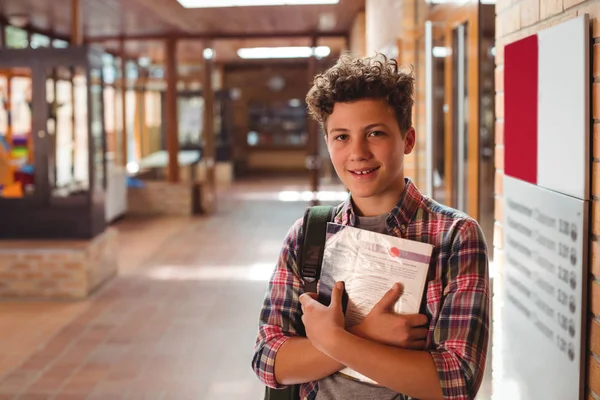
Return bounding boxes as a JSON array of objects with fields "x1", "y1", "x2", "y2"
[
  {"x1": 299, "y1": 293, "x2": 317, "y2": 306},
  {"x1": 406, "y1": 339, "x2": 427, "y2": 350},
  {"x1": 329, "y1": 281, "x2": 344, "y2": 308},
  {"x1": 373, "y1": 283, "x2": 402, "y2": 312},
  {"x1": 303, "y1": 292, "x2": 319, "y2": 301},
  {"x1": 406, "y1": 313, "x2": 429, "y2": 327},
  {"x1": 409, "y1": 327, "x2": 429, "y2": 340}
]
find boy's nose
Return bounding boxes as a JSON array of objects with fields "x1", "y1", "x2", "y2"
[{"x1": 349, "y1": 139, "x2": 372, "y2": 161}]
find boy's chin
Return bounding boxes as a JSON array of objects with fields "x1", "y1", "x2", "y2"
[{"x1": 346, "y1": 185, "x2": 379, "y2": 199}]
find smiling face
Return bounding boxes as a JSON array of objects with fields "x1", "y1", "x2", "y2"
[{"x1": 325, "y1": 98, "x2": 415, "y2": 216}]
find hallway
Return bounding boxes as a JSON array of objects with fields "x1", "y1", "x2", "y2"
[
  {"x1": 0, "y1": 178, "x2": 492, "y2": 399},
  {"x1": 0, "y1": 178, "x2": 341, "y2": 399}
]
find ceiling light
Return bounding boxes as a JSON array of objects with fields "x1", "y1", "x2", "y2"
[
  {"x1": 314, "y1": 46, "x2": 330, "y2": 58},
  {"x1": 432, "y1": 46, "x2": 451, "y2": 58},
  {"x1": 138, "y1": 57, "x2": 151, "y2": 67},
  {"x1": 318, "y1": 12, "x2": 337, "y2": 30},
  {"x1": 126, "y1": 162, "x2": 140, "y2": 174},
  {"x1": 177, "y1": 0, "x2": 339, "y2": 7},
  {"x1": 237, "y1": 46, "x2": 330, "y2": 59},
  {"x1": 203, "y1": 48, "x2": 214, "y2": 60}
]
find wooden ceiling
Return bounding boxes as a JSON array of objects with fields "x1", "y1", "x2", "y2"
[
  {"x1": 0, "y1": 0, "x2": 364, "y2": 65},
  {"x1": 97, "y1": 36, "x2": 349, "y2": 65}
]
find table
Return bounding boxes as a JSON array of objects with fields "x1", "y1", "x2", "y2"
[{"x1": 138, "y1": 150, "x2": 201, "y2": 181}]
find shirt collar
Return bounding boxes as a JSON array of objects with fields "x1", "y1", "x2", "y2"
[{"x1": 336, "y1": 178, "x2": 423, "y2": 230}]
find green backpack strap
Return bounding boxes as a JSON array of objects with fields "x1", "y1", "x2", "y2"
[
  {"x1": 263, "y1": 205, "x2": 335, "y2": 400},
  {"x1": 264, "y1": 384, "x2": 300, "y2": 400},
  {"x1": 299, "y1": 205, "x2": 336, "y2": 293}
]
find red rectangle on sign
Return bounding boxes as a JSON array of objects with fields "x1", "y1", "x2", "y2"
[{"x1": 504, "y1": 35, "x2": 538, "y2": 184}]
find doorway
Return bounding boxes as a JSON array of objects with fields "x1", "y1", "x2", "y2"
[{"x1": 421, "y1": 2, "x2": 496, "y2": 251}]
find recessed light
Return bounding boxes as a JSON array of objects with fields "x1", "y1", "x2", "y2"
[{"x1": 177, "y1": 0, "x2": 339, "y2": 8}]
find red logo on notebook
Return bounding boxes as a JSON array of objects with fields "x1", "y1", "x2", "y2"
[{"x1": 390, "y1": 247, "x2": 400, "y2": 257}]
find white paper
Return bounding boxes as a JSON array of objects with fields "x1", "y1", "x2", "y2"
[{"x1": 318, "y1": 223, "x2": 433, "y2": 384}]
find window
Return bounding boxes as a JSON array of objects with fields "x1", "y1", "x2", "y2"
[
  {"x1": 30, "y1": 33, "x2": 51, "y2": 48},
  {"x1": 102, "y1": 53, "x2": 116, "y2": 85},
  {"x1": 52, "y1": 39, "x2": 69, "y2": 48},
  {"x1": 0, "y1": 73, "x2": 34, "y2": 198},
  {"x1": 247, "y1": 100, "x2": 307, "y2": 147},
  {"x1": 5, "y1": 26, "x2": 28, "y2": 49}
]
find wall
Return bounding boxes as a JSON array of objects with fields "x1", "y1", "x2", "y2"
[
  {"x1": 494, "y1": 1, "x2": 600, "y2": 397},
  {"x1": 246, "y1": 149, "x2": 307, "y2": 171},
  {"x1": 363, "y1": 0, "x2": 426, "y2": 190},
  {"x1": 224, "y1": 63, "x2": 311, "y2": 174},
  {"x1": 0, "y1": 228, "x2": 118, "y2": 300},
  {"x1": 349, "y1": 11, "x2": 367, "y2": 57},
  {"x1": 365, "y1": 0, "x2": 403, "y2": 56},
  {"x1": 127, "y1": 181, "x2": 200, "y2": 216}
]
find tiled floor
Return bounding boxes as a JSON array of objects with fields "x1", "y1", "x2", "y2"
[{"x1": 0, "y1": 176, "x2": 493, "y2": 399}]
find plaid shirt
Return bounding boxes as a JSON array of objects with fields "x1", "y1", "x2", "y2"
[{"x1": 252, "y1": 178, "x2": 490, "y2": 399}]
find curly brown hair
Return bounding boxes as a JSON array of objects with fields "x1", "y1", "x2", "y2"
[{"x1": 305, "y1": 53, "x2": 414, "y2": 135}]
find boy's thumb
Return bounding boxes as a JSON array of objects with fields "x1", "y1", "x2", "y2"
[
  {"x1": 374, "y1": 283, "x2": 402, "y2": 311},
  {"x1": 330, "y1": 281, "x2": 344, "y2": 307}
]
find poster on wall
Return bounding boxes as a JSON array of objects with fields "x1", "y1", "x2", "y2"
[{"x1": 500, "y1": 14, "x2": 590, "y2": 400}]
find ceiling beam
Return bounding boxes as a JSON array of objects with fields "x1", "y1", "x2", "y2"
[{"x1": 85, "y1": 30, "x2": 348, "y2": 42}]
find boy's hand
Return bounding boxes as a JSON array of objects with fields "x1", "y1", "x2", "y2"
[
  {"x1": 299, "y1": 281, "x2": 346, "y2": 353},
  {"x1": 349, "y1": 283, "x2": 429, "y2": 349}
]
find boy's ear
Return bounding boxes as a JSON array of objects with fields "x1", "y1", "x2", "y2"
[{"x1": 404, "y1": 128, "x2": 416, "y2": 154}]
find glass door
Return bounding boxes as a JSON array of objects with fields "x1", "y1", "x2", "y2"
[
  {"x1": 0, "y1": 46, "x2": 107, "y2": 239},
  {"x1": 479, "y1": 3, "x2": 497, "y2": 255},
  {"x1": 44, "y1": 65, "x2": 89, "y2": 201},
  {"x1": 424, "y1": 9, "x2": 480, "y2": 220},
  {"x1": 424, "y1": 21, "x2": 449, "y2": 204},
  {"x1": 0, "y1": 69, "x2": 35, "y2": 199},
  {"x1": 43, "y1": 64, "x2": 106, "y2": 203},
  {"x1": 90, "y1": 67, "x2": 107, "y2": 203},
  {"x1": 450, "y1": 23, "x2": 469, "y2": 212}
]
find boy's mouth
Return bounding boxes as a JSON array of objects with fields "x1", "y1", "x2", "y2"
[{"x1": 349, "y1": 167, "x2": 380, "y2": 177}]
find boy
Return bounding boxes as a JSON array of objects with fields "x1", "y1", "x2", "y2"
[{"x1": 252, "y1": 54, "x2": 490, "y2": 400}]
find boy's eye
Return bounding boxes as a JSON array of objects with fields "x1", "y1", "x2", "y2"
[
  {"x1": 334, "y1": 134, "x2": 348, "y2": 141},
  {"x1": 369, "y1": 130, "x2": 385, "y2": 137}
]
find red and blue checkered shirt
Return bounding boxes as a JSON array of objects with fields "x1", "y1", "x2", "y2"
[{"x1": 252, "y1": 179, "x2": 490, "y2": 399}]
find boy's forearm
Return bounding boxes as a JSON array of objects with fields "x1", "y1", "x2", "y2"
[
  {"x1": 323, "y1": 329, "x2": 444, "y2": 400},
  {"x1": 274, "y1": 336, "x2": 345, "y2": 385}
]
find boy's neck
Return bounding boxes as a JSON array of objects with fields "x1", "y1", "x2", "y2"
[{"x1": 351, "y1": 178, "x2": 407, "y2": 217}]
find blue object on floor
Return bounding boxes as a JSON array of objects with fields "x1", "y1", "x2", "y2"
[{"x1": 127, "y1": 177, "x2": 145, "y2": 188}]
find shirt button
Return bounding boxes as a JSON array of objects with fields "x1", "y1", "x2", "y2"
[{"x1": 400, "y1": 225, "x2": 407, "y2": 232}]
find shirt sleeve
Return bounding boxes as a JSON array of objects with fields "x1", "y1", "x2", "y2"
[
  {"x1": 251, "y1": 218, "x2": 305, "y2": 389},
  {"x1": 429, "y1": 218, "x2": 491, "y2": 399}
]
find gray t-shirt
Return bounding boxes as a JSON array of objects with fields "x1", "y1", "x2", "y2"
[{"x1": 315, "y1": 213, "x2": 403, "y2": 400}]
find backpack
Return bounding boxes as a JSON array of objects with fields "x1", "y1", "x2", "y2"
[{"x1": 264, "y1": 205, "x2": 336, "y2": 400}]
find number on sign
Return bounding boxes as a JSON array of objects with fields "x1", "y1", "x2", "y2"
[
  {"x1": 557, "y1": 335, "x2": 567, "y2": 353},
  {"x1": 559, "y1": 243, "x2": 569, "y2": 258},
  {"x1": 557, "y1": 312, "x2": 568, "y2": 331},
  {"x1": 558, "y1": 266, "x2": 569, "y2": 284},
  {"x1": 559, "y1": 219, "x2": 570, "y2": 235},
  {"x1": 558, "y1": 289, "x2": 568, "y2": 306}
]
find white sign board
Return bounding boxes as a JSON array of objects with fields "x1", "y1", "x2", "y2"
[
  {"x1": 537, "y1": 15, "x2": 590, "y2": 200},
  {"x1": 498, "y1": 176, "x2": 588, "y2": 400}
]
